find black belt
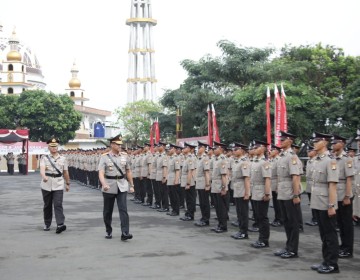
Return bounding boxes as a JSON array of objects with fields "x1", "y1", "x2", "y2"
[
  {"x1": 45, "y1": 173, "x2": 62, "y2": 178},
  {"x1": 105, "y1": 175, "x2": 124, "y2": 180}
]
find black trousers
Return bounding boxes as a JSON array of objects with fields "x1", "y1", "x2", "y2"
[
  {"x1": 103, "y1": 190, "x2": 129, "y2": 234},
  {"x1": 8, "y1": 163, "x2": 14, "y2": 175},
  {"x1": 279, "y1": 199, "x2": 300, "y2": 253},
  {"x1": 250, "y1": 198, "x2": 259, "y2": 227},
  {"x1": 158, "y1": 181, "x2": 169, "y2": 209},
  {"x1": 314, "y1": 209, "x2": 339, "y2": 267},
  {"x1": 307, "y1": 193, "x2": 317, "y2": 222},
  {"x1": 178, "y1": 185, "x2": 185, "y2": 208},
  {"x1": 133, "y1": 177, "x2": 140, "y2": 200},
  {"x1": 337, "y1": 200, "x2": 354, "y2": 254},
  {"x1": 252, "y1": 200, "x2": 270, "y2": 244},
  {"x1": 42, "y1": 189, "x2": 65, "y2": 226},
  {"x1": 185, "y1": 185, "x2": 196, "y2": 218},
  {"x1": 197, "y1": 189, "x2": 210, "y2": 222},
  {"x1": 152, "y1": 179, "x2": 161, "y2": 206},
  {"x1": 145, "y1": 178, "x2": 153, "y2": 204},
  {"x1": 271, "y1": 191, "x2": 282, "y2": 222},
  {"x1": 235, "y1": 197, "x2": 249, "y2": 234},
  {"x1": 139, "y1": 178, "x2": 146, "y2": 203},
  {"x1": 214, "y1": 192, "x2": 228, "y2": 229},
  {"x1": 169, "y1": 184, "x2": 180, "y2": 214}
]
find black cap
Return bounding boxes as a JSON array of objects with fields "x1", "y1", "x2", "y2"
[
  {"x1": 47, "y1": 137, "x2": 60, "y2": 147},
  {"x1": 252, "y1": 139, "x2": 269, "y2": 148},
  {"x1": 184, "y1": 142, "x2": 196, "y2": 149},
  {"x1": 307, "y1": 145, "x2": 315, "y2": 151},
  {"x1": 213, "y1": 141, "x2": 227, "y2": 148},
  {"x1": 109, "y1": 134, "x2": 123, "y2": 145},
  {"x1": 331, "y1": 134, "x2": 347, "y2": 144},
  {"x1": 291, "y1": 144, "x2": 301, "y2": 149},
  {"x1": 270, "y1": 144, "x2": 281, "y2": 151},
  {"x1": 279, "y1": 131, "x2": 296, "y2": 141},
  {"x1": 198, "y1": 141, "x2": 209, "y2": 148},
  {"x1": 233, "y1": 142, "x2": 248, "y2": 150},
  {"x1": 169, "y1": 143, "x2": 183, "y2": 150},
  {"x1": 346, "y1": 146, "x2": 358, "y2": 152},
  {"x1": 157, "y1": 141, "x2": 167, "y2": 147},
  {"x1": 312, "y1": 132, "x2": 332, "y2": 142},
  {"x1": 144, "y1": 143, "x2": 151, "y2": 147}
]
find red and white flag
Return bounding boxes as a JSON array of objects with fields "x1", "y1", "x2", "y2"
[
  {"x1": 207, "y1": 104, "x2": 213, "y2": 146},
  {"x1": 274, "y1": 84, "x2": 281, "y2": 146},
  {"x1": 280, "y1": 83, "x2": 288, "y2": 132},
  {"x1": 154, "y1": 118, "x2": 160, "y2": 144},
  {"x1": 266, "y1": 86, "x2": 272, "y2": 149},
  {"x1": 211, "y1": 103, "x2": 220, "y2": 143}
]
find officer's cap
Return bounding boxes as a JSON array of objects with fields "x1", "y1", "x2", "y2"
[
  {"x1": 270, "y1": 144, "x2": 281, "y2": 151},
  {"x1": 291, "y1": 143, "x2": 301, "y2": 149},
  {"x1": 307, "y1": 145, "x2": 315, "y2": 151},
  {"x1": 144, "y1": 143, "x2": 151, "y2": 147},
  {"x1": 47, "y1": 137, "x2": 60, "y2": 147},
  {"x1": 312, "y1": 132, "x2": 332, "y2": 142},
  {"x1": 157, "y1": 141, "x2": 167, "y2": 147},
  {"x1": 252, "y1": 139, "x2": 269, "y2": 148},
  {"x1": 346, "y1": 146, "x2": 358, "y2": 152},
  {"x1": 184, "y1": 142, "x2": 196, "y2": 149},
  {"x1": 198, "y1": 141, "x2": 209, "y2": 148},
  {"x1": 330, "y1": 134, "x2": 347, "y2": 144},
  {"x1": 233, "y1": 142, "x2": 249, "y2": 150},
  {"x1": 109, "y1": 134, "x2": 123, "y2": 145},
  {"x1": 213, "y1": 141, "x2": 227, "y2": 148},
  {"x1": 169, "y1": 143, "x2": 183, "y2": 150},
  {"x1": 137, "y1": 145, "x2": 144, "y2": 149},
  {"x1": 279, "y1": 131, "x2": 296, "y2": 141}
]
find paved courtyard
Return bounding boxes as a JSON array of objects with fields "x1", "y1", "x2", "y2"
[{"x1": 0, "y1": 172, "x2": 359, "y2": 280}]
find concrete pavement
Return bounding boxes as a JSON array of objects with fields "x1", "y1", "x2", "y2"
[{"x1": 0, "y1": 172, "x2": 359, "y2": 280}]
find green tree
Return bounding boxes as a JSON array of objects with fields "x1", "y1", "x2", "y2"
[
  {"x1": 113, "y1": 100, "x2": 162, "y2": 145},
  {"x1": 0, "y1": 94, "x2": 19, "y2": 128},
  {"x1": 16, "y1": 90, "x2": 82, "y2": 143}
]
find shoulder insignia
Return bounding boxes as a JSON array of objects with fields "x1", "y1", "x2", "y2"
[
  {"x1": 347, "y1": 160, "x2": 352, "y2": 168},
  {"x1": 292, "y1": 156, "x2": 297, "y2": 165},
  {"x1": 243, "y1": 163, "x2": 248, "y2": 169},
  {"x1": 221, "y1": 164, "x2": 226, "y2": 169},
  {"x1": 176, "y1": 161, "x2": 179, "y2": 164},
  {"x1": 205, "y1": 161, "x2": 208, "y2": 164},
  {"x1": 102, "y1": 152, "x2": 109, "y2": 156},
  {"x1": 331, "y1": 161, "x2": 337, "y2": 170},
  {"x1": 264, "y1": 164, "x2": 270, "y2": 170}
]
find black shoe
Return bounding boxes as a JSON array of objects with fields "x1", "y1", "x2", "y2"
[
  {"x1": 150, "y1": 204, "x2": 161, "y2": 209},
  {"x1": 317, "y1": 265, "x2": 339, "y2": 274},
  {"x1": 231, "y1": 221, "x2": 239, "y2": 227},
  {"x1": 121, "y1": 232, "x2": 133, "y2": 241},
  {"x1": 142, "y1": 202, "x2": 152, "y2": 206},
  {"x1": 105, "y1": 232, "x2": 112, "y2": 239},
  {"x1": 180, "y1": 216, "x2": 194, "y2": 221},
  {"x1": 311, "y1": 263, "x2": 324, "y2": 271},
  {"x1": 274, "y1": 249, "x2": 287, "y2": 256},
  {"x1": 169, "y1": 212, "x2": 179, "y2": 216},
  {"x1": 248, "y1": 227, "x2": 259, "y2": 232},
  {"x1": 280, "y1": 251, "x2": 298, "y2": 259},
  {"x1": 56, "y1": 224, "x2": 66, "y2": 234},
  {"x1": 338, "y1": 251, "x2": 353, "y2": 258},
  {"x1": 157, "y1": 208, "x2": 169, "y2": 212},
  {"x1": 194, "y1": 220, "x2": 209, "y2": 227},
  {"x1": 231, "y1": 232, "x2": 248, "y2": 239},
  {"x1": 305, "y1": 221, "x2": 318, "y2": 226},
  {"x1": 214, "y1": 227, "x2": 227, "y2": 233},
  {"x1": 270, "y1": 220, "x2": 282, "y2": 227},
  {"x1": 134, "y1": 200, "x2": 143, "y2": 204},
  {"x1": 211, "y1": 226, "x2": 220, "y2": 232},
  {"x1": 43, "y1": 225, "x2": 50, "y2": 231},
  {"x1": 251, "y1": 240, "x2": 269, "y2": 248}
]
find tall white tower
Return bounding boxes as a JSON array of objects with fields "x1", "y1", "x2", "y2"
[{"x1": 126, "y1": 0, "x2": 157, "y2": 103}]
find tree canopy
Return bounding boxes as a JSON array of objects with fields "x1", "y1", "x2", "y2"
[
  {"x1": 0, "y1": 90, "x2": 82, "y2": 143},
  {"x1": 159, "y1": 41, "x2": 360, "y2": 143}
]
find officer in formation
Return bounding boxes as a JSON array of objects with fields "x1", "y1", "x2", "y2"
[
  {"x1": 3, "y1": 152, "x2": 15, "y2": 175},
  {"x1": 165, "y1": 144, "x2": 181, "y2": 216},
  {"x1": 352, "y1": 130, "x2": 360, "y2": 226},
  {"x1": 269, "y1": 144, "x2": 282, "y2": 227},
  {"x1": 17, "y1": 153, "x2": 27, "y2": 175},
  {"x1": 304, "y1": 145, "x2": 318, "y2": 226}
]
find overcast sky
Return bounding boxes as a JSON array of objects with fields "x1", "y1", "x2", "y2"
[{"x1": 2, "y1": 0, "x2": 360, "y2": 112}]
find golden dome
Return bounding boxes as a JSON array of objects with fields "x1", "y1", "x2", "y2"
[
  {"x1": 69, "y1": 78, "x2": 81, "y2": 88},
  {"x1": 7, "y1": 50, "x2": 22, "y2": 61}
]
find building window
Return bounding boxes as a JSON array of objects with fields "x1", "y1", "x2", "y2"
[
  {"x1": 8, "y1": 88, "x2": 14, "y2": 94},
  {"x1": 22, "y1": 65, "x2": 24, "y2": 72},
  {"x1": 8, "y1": 64, "x2": 14, "y2": 71},
  {"x1": 70, "y1": 91, "x2": 75, "y2": 97}
]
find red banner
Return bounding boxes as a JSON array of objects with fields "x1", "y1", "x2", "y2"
[
  {"x1": 266, "y1": 86, "x2": 272, "y2": 149},
  {"x1": 211, "y1": 104, "x2": 220, "y2": 143},
  {"x1": 280, "y1": 83, "x2": 288, "y2": 132},
  {"x1": 274, "y1": 84, "x2": 281, "y2": 146},
  {"x1": 207, "y1": 104, "x2": 213, "y2": 146}
]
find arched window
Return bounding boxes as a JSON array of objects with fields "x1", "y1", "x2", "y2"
[
  {"x1": 8, "y1": 88, "x2": 14, "y2": 94},
  {"x1": 8, "y1": 64, "x2": 13, "y2": 71},
  {"x1": 70, "y1": 91, "x2": 75, "y2": 97}
]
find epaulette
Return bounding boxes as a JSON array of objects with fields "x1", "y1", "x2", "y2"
[
  {"x1": 102, "y1": 152, "x2": 109, "y2": 156},
  {"x1": 328, "y1": 154, "x2": 334, "y2": 159}
]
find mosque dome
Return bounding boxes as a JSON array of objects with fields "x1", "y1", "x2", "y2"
[
  {"x1": 69, "y1": 77, "x2": 81, "y2": 88},
  {"x1": 6, "y1": 50, "x2": 22, "y2": 61}
]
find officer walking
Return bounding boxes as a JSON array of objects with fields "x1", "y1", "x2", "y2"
[
  {"x1": 98, "y1": 134, "x2": 135, "y2": 241},
  {"x1": 40, "y1": 137, "x2": 70, "y2": 233}
]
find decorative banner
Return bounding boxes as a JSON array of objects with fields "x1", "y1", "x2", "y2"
[
  {"x1": 266, "y1": 86, "x2": 272, "y2": 149},
  {"x1": 211, "y1": 103, "x2": 220, "y2": 143},
  {"x1": 0, "y1": 142, "x2": 48, "y2": 154},
  {"x1": 150, "y1": 122, "x2": 154, "y2": 152},
  {"x1": 207, "y1": 103, "x2": 213, "y2": 146},
  {"x1": 274, "y1": 84, "x2": 282, "y2": 146},
  {"x1": 280, "y1": 83, "x2": 288, "y2": 132}
]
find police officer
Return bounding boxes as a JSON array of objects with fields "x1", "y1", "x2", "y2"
[
  {"x1": 269, "y1": 144, "x2": 282, "y2": 227},
  {"x1": 166, "y1": 144, "x2": 181, "y2": 216},
  {"x1": 310, "y1": 132, "x2": 339, "y2": 274},
  {"x1": 330, "y1": 134, "x2": 354, "y2": 258},
  {"x1": 180, "y1": 142, "x2": 197, "y2": 221},
  {"x1": 141, "y1": 143, "x2": 154, "y2": 206},
  {"x1": 273, "y1": 131, "x2": 301, "y2": 258},
  {"x1": 40, "y1": 137, "x2": 70, "y2": 233},
  {"x1": 352, "y1": 129, "x2": 360, "y2": 225},
  {"x1": 250, "y1": 140, "x2": 271, "y2": 248},
  {"x1": 211, "y1": 141, "x2": 229, "y2": 233},
  {"x1": 156, "y1": 142, "x2": 169, "y2": 212},
  {"x1": 194, "y1": 141, "x2": 211, "y2": 226},
  {"x1": 305, "y1": 145, "x2": 318, "y2": 226},
  {"x1": 4, "y1": 152, "x2": 15, "y2": 175},
  {"x1": 98, "y1": 134, "x2": 135, "y2": 241},
  {"x1": 230, "y1": 142, "x2": 251, "y2": 240}
]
